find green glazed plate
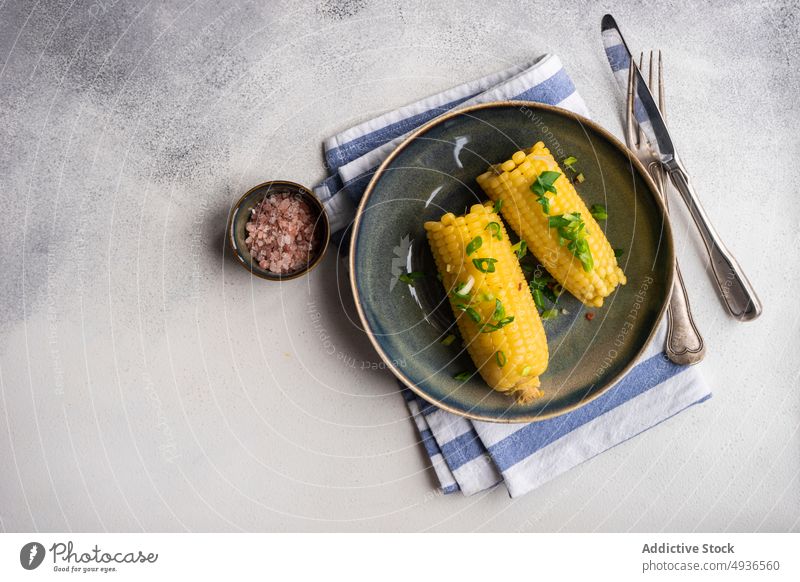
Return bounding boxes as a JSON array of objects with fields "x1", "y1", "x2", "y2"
[{"x1": 349, "y1": 102, "x2": 674, "y2": 423}]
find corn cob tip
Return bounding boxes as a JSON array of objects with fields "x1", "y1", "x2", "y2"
[
  {"x1": 469, "y1": 203, "x2": 487, "y2": 215},
  {"x1": 515, "y1": 385, "x2": 544, "y2": 404},
  {"x1": 424, "y1": 220, "x2": 442, "y2": 231},
  {"x1": 493, "y1": 376, "x2": 543, "y2": 403},
  {"x1": 496, "y1": 376, "x2": 544, "y2": 403}
]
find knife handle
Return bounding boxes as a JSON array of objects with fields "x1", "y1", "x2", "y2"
[{"x1": 667, "y1": 167, "x2": 763, "y2": 321}]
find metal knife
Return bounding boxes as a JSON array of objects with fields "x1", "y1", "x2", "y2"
[{"x1": 601, "y1": 14, "x2": 762, "y2": 321}]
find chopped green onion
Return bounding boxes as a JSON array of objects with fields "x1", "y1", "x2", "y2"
[
  {"x1": 398, "y1": 271, "x2": 425, "y2": 286},
  {"x1": 492, "y1": 298, "x2": 506, "y2": 320},
  {"x1": 530, "y1": 170, "x2": 561, "y2": 214},
  {"x1": 614, "y1": 248, "x2": 624, "y2": 258},
  {"x1": 453, "y1": 371, "x2": 473, "y2": 382},
  {"x1": 452, "y1": 275, "x2": 474, "y2": 297},
  {"x1": 563, "y1": 155, "x2": 578, "y2": 170},
  {"x1": 485, "y1": 222, "x2": 502, "y2": 240},
  {"x1": 456, "y1": 305, "x2": 481, "y2": 324},
  {"x1": 472, "y1": 257, "x2": 498, "y2": 273},
  {"x1": 521, "y1": 366, "x2": 532, "y2": 376},
  {"x1": 465, "y1": 236, "x2": 482, "y2": 256},
  {"x1": 441, "y1": 334, "x2": 457, "y2": 347},
  {"x1": 590, "y1": 204, "x2": 608, "y2": 221},
  {"x1": 480, "y1": 316, "x2": 515, "y2": 333},
  {"x1": 531, "y1": 171, "x2": 561, "y2": 196},
  {"x1": 492, "y1": 199, "x2": 504, "y2": 213},
  {"x1": 576, "y1": 239, "x2": 594, "y2": 272},
  {"x1": 548, "y1": 213, "x2": 579, "y2": 230},
  {"x1": 531, "y1": 287, "x2": 545, "y2": 310},
  {"x1": 542, "y1": 285, "x2": 558, "y2": 304},
  {"x1": 511, "y1": 240, "x2": 527, "y2": 260},
  {"x1": 530, "y1": 273, "x2": 559, "y2": 304},
  {"x1": 541, "y1": 308, "x2": 559, "y2": 320},
  {"x1": 495, "y1": 350, "x2": 507, "y2": 368},
  {"x1": 548, "y1": 213, "x2": 593, "y2": 272},
  {"x1": 479, "y1": 292, "x2": 495, "y2": 302},
  {"x1": 574, "y1": 172, "x2": 585, "y2": 183}
]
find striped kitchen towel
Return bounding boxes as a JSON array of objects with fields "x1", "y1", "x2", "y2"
[{"x1": 313, "y1": 54, "x2": 710, "y2": 497}]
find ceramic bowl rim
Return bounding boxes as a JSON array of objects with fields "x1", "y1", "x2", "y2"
[
  {"x1": 228, "y1": 179, "x2": 330, "y2": 281},
  {"x1": 348, "y1": 100, "x2": 675, "y2": 423}
]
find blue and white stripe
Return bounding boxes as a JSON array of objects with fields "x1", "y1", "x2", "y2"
[
  {"x1": 403, "y1": 390, "x2": 460, "y2": 494},
  {"x1": 315, "y1": 53, "x2": 710, "y2": 497}
]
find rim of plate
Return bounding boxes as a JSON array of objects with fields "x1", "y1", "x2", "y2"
[{"x1": 348, "y1": 100, "x2": 675, "y2": 423}]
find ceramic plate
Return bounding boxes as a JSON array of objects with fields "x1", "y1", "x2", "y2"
[{"x1": 349, "y1": 102, "x2": 674, "y2": 423}]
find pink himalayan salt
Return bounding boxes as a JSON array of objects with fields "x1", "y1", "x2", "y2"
[{"x1": 244, "y1": 192, "x2": 320, "y2": 274}]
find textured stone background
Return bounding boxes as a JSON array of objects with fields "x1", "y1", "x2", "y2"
[{"x1": 1, "y1": 0, "x2": 798, "y2": 531}]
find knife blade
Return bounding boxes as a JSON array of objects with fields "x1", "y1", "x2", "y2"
[
  {"x1": 600, "y1": 14, "x2": 763, "y2": 321},
  {"x1": 601, "y1": 14, "x2": 678, "y2": 168}
]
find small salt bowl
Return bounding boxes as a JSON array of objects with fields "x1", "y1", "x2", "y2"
[{"x1": 228, "y1": 180, "x2": 330, "y2": 281}]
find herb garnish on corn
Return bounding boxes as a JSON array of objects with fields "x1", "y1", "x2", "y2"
[
  {"x1": 424, "y1": 203, "x2": 548, "y2": 402},
  {"x1": 477, "y1": 141, "x2": 626, "y2": 307},
  {"x1": 548, "y1": 213, "x2": 593, "y2": 272},
  {"x1": 511, "y1": 240, "x2": 527, "y2": 259},
  {"x1": 485, "y1": 222, "x2": 502, "y2": 240}
]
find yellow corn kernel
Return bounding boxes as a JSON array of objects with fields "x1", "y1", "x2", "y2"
[
  {"x1": 477, "y1": 141, "x2": 626, "y2": 307},
  {"x1": 424, "y1": 203, "x2": 548, "y2": 402}
]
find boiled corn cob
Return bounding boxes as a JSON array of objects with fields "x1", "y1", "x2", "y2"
[
  {"x1": 424, "y1": 203, "x2": 548, "y2": 402},
  {"x1": 477, "y1": 141, "x2": 626, "y2": 307}
]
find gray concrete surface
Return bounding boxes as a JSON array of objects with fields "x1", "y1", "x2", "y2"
[{"x1": 1, "y1": 0, "x2": 799, "y2": 532}]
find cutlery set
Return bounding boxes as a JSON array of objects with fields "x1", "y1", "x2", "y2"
[{"x1": 602, "y1": 15, "x2": 762, "y2": 365}]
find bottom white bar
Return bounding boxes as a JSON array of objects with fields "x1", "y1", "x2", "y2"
[{"x1": 1, "y1": 533, "x2": 797, "y2": 581}]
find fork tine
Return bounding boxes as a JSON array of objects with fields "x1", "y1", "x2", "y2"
[
  {"x1": 645, "y1": 50, "x2": 667, "y2": 192},
  {"x1": 637, "y1": 52, "x2": 646, "y2": 147},
  {"x1": 655, "y1": 50, "x2": 669, "y2": 204},
  {"x1": 624, "y1": 57, "x2": 636, "y2": 148}
]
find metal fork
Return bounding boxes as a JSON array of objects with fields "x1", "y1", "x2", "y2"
[{"x1": 626, "y1": 51, "x2": 706, "y2": 365}]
